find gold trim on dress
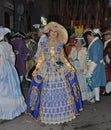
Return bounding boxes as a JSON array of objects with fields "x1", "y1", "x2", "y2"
[
  {"x1": 49, "y1": 47, "x2": 56, "y2": 72},
  {"x1": 29, "y1": 86, "x2": 40, "y2": 111},
  {"x1": 68, "y1": 72, "x2": 74, "y2": 80},
  {"x1": 34, "y1": 76, "x2": 43, "y2": 83},
  {"x1": 32, "y1": 48, "x2": 45, "y2": 78},
  {"x1": 25, "y1": 85, "x2": 44, "y2": 121},
  {"x1": 60, "y1": 48, "x2": 75, "y2": 72}
]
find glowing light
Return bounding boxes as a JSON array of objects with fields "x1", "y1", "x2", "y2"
[{"x1": 41, "y1": 16, "x2": 47, "y2": 25}]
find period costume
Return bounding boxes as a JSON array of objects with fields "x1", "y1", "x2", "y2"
[
  {"x1": 25, "y1": 35, "x2": 38, "y2": 81},
  {"x1": 34, "y1": 34, "x2": 47, "y2": 63},
  {"x1": 87, "y1": 37, "x2": 106, "y2": 87},
  {"x1": 68, "y1": 37, "x2": 94, "y2": 102},
  {"x1": 26, "y1": 22, "x2": 83, "y2": 124},
  {"x1": 104, "y1": 39, "x2": 111, "y2": 80},
  {"x1": 0, "y1": 27, "x2": 26, "y2": 120},
  {"x1": 83, "y1": 29, "x2": 106, "y2": 102},
  {"x1": 11, "y1": 33, "x2": 30, "y2": 81},
  {"x1": 26, "y1": 25, "x2": 47, "y2": 81},
  {"x1": 102, "y1": 30, "x2": 111, "y2": 95}
]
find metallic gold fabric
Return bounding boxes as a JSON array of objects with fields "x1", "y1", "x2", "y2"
[
  {"x1": 32, "y1": 48, "x2": 45, "y2": 77},
  {"x1": 60, "y1": 48, "x2": 75, "y2": 72}
]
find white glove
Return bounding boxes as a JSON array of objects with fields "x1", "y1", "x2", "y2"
[
  {"x1": 106, "y1": 55, "x2": 110, "y2": 64},
  {"x1": 86, "y1": 60, "x2": 97, "y2": 78},
  {"x1": 86, "y1": 71, "x2": 92, "y2": 78}
]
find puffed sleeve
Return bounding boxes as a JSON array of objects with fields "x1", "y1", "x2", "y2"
[
  {"x1": 60, "y1": 48, "x2": 75, "y2": 72},
  {"x1": 32, "y1": 47, "x2": 45, "y2": 78}
]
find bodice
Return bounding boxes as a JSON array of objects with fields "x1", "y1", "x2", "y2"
[
  {"x1": 42, "y1": 42, "x2": 64, "y2": 72},
  {"x1": 43, "y1": 42, "x2": 63, "y2": 64}
]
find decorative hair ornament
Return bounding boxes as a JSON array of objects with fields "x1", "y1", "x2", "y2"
[{"x1": 75, "y1": 37, "x2": 86, "y2": 46}]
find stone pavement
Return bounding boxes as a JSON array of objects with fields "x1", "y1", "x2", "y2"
[{"x1": 0, "y1": 82, "x2": 111, "y2": 130}]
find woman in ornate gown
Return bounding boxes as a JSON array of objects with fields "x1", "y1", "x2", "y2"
[
  {"x1": 0, "y1": 27, "x2": 27, "y2": 120},
  {"x1": 68, "y1": 37, "x2": 95, "y2": 102},
  {"x1": 26, "y1": 22, "x2": 83, "y2": 124}
]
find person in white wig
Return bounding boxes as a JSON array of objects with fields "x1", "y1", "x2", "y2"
[
  {"x1": 33, "y1": 24, "x2": 47, "y2": 64},
  {"x1": 0, "y1": 27, "x2": 26, "y2": 120},
  {"x1": 93, "y1": 28, "x2": 102, "y2": 39},
  {"x1": 83, "y1": 29, "x2": 106, "y2": 103},
  {"x1": 25, "y1": 24, "x2": 47, "y2": 82}
]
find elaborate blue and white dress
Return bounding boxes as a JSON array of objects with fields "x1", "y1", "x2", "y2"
[
  {"x1": 68, "y1": 47, "x2": 95, "y2": 102},
  {"x1": 0, "y1": 41, "x2": 27, "y2": 120},
  {"x1": 27, "y1": 41, "x2": 83, "y2": 124}
]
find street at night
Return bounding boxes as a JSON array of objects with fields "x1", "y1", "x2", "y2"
[
  {"x1": 0, "y1": 84, "x2": 111, "y2": 130},
  {"x1": 0, "y1": 1, "x2": 111, "y2": 130}
]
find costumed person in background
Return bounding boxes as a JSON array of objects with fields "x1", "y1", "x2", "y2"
[
  {"x1": 26, "y1": 21, "x2": 83, "y2": 124},
  {"x1": 11, "y1": 32, "x2": 31, "y2": 83},
  {"x1": 0, "y1": 27, "x2": 26, "y2": 120},
  {"x1": 68, "y1": 37, "x2": 95, "y2": 102},
  {"x1": 34, "y1": 24, "x2": 47, "y2": 63},
  {"x1": 24, "y1": 34, "x2": 37, "y2": 82},
  {"x1": 92, "y1": 28, "x2": 106, "y2": 95},
  {"x1": 64, "y1": 33, "x2": 76, "y2": 57},
  {"x1": 102, "y1": 30, "x2": 111, "y2": 96},
  {"x1": 83, "y1": 29, "x2": 106, "y2": 103},
  {"x1": 26, "y1": 24, "x2": 47, "y2": 81}
]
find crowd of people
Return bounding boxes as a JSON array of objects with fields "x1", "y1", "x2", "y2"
[{"x1": 0, "y1": 21, "x2": 111, "y2": 125}]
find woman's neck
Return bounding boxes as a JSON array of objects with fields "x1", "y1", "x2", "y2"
[
  {"x1": 47, "y1": 37, "x2": 58, "y2": 47},
  {"x1": 76, "y1": 45, "x2": 82, "y2": 51}
]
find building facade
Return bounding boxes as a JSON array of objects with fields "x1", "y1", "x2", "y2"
[
  {"x1": 0, "y1": 0, "x2": 111, "y2": 32},
  {"x1": 0, "y1": 0, "x2": 47, "y2": 32},
  {"x1": 0, "y1": 0, "x2": 14, "y2": 28}
]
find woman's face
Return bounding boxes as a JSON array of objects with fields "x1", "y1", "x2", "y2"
[
  {"x1": 77, "y1": 40, "x2": 82, "y2": 46},
  {"x1": 75, "y1": 40, "x2": 82, "y2": 47},
  {"x1": 49, "y1": 28, "x2": 58, "y2": 39}
]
